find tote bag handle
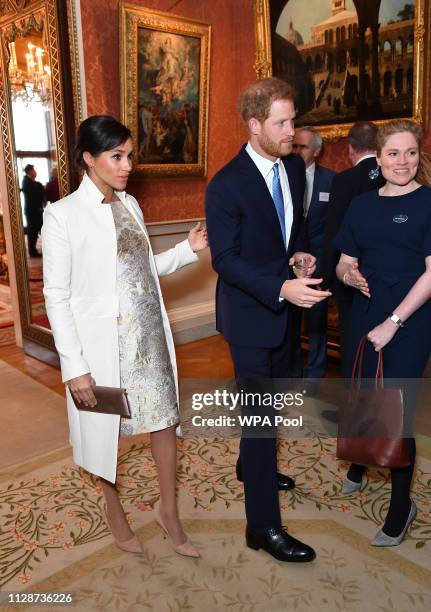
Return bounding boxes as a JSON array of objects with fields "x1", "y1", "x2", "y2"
[{"x1": 351, "y1": 335, "x2": 384, "y2": 390}]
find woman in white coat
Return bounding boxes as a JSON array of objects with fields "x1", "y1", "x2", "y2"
[{"x1": 42, "y1": 115, "x2": 207, "y2": 557}]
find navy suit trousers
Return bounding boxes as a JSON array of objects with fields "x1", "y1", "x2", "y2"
[{"x1": 229, "y1": 329, "x2": 291, "y2": 528}]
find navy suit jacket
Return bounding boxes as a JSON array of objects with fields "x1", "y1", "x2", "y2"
[
  {"x1": 320, "y1": 156, "x2": 385, "y2": 298},
  {"x1": 205, "y1": 145, "x2": 306, "y2": 348},
  {"x1": 305, "y1": 164, "x2": 335, "y2": 269}
]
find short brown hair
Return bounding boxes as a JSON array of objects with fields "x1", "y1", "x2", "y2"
[
  {"x1": 238, "y1": 78, "x2": 295, "y2": 125},
  {"x1": 348, "y1": 121, "x2": 379, "y2": 152}
]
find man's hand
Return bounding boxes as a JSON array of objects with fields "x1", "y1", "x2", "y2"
[
  {"x1": 289, "y1": 252, "x2": 317, "y2": 277},
  {"x1": 67, "y1": 373, "x2": 97, "y2": 408},
  {"x1": 280, "y1": 278, "x2": 332, "y2": 307},
  {"x1": 344, "y1": 262, "x2": 370, "y2": 298}
]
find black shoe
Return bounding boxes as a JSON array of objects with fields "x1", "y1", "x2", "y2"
[
  {"x1": 29, "y1": 251, "x2": 42, "y2": 258},
  {"x1": 274, "y1": 472, "x2": 295, "y2": 490},
  {"x1": 246, "y1": 525, "x2": 316, "y2": 562},
  {"x1": 236, "y1": 464, "x2": 295, "y2": 491}
]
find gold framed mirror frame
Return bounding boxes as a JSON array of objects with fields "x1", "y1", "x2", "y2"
[{"x1": 0, "y1": 0, "x2": 84, "y2": 362}]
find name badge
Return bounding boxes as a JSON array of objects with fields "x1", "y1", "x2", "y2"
[
  {"x1": 393, "y1": 214, "x2": 408, "y2": 223},
  {"x1": 319, "y1": 192, "x2": 330, "y2": 202}
]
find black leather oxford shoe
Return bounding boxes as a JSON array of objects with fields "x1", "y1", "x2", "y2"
[
  {"x1": 273, "y1": 472, "x2": 295, "y2": 491},
  {"x1": 236, "y1": 464, "x2": 295, "y2": 491},
  {"x1": 246, "y1": 526, "x2": 316, "y2": 562}
]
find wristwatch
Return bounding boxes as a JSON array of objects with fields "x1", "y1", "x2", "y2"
[{"x1": 388, "y1": 313, "x2": 404, "y2": 328}]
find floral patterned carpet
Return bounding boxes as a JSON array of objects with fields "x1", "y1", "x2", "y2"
[{"x1": 1, "y1": 434, "x2": 431, "y2": 611}]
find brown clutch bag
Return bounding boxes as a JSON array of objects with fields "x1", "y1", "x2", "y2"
[{"x1": 71, "y1": 386, "x2": 131, "y2": 417}]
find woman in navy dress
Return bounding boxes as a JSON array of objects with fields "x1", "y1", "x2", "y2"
[{"x1": 334, "y1": 119, "x2": 431, "y2": 546}]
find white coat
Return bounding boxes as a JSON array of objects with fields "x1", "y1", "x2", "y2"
[{"x1": 42, "y1": 173, "x2": 198, "y2": 483}]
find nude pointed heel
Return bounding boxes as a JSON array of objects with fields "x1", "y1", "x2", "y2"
[
  {"x1": 102, "y1": 507, "x2": 143, "y2": 554},
  {"x1": 154, "y1": 506, "x2": 200, "y2": 558}
]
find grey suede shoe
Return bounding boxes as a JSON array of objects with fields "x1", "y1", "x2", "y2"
[
  {"x1": 371, "y1": 500, "x2": 417, "y2": 547},
  {"x1": 341, "y1": 477, "x2": 362, "y2": 495}
]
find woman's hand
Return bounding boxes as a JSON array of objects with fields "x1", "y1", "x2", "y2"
[
  {"x1": 344, "y1": 262, "x2": 370, "y2": 298},
  {"x1": 367, "y1": 319, "x2": 398, "y2": 352},
  {"x1": 188, "y1": 222, "x2": 208, "y2": 252},
  {"x1": 67, "y1": 373, "x2": 97, "y2": 408}
]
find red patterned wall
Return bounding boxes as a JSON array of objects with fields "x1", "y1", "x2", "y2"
[
  {"x1": 80, "y1": 0, "x2": 431, "y2": 220},
  {"x1": 80, "y1": 0, "x2": 255, "y2": 222}
]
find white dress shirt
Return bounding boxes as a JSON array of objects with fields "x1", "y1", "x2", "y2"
[
  {"x1": 304, "y1": 162, "x2": 315, "y2": 217},
  {"x1": 246, "y1": 142, "x2": 294, "y2": 248}
]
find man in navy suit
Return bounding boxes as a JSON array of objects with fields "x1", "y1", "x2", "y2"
[
  {"x1": 205, "y1": 78, "x2": 331, "y2": 563},
  {"x1": 321, "y1": 122, "x2": 385, "y2": 376},
  {"x1": 289, "y1": 127, "x2": 336, "y2": 379}
]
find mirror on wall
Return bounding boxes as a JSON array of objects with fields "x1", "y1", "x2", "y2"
[
  {"x1": 9, "y1": 18, "x2": 56, "y2": 328},
  {"x1": 0, "y1": 0, "x2": 82, "y2": 363}
]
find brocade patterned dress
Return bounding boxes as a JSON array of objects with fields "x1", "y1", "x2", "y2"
[{"x1": 110, "y1": 201, "x2": 178, "y2": 435}]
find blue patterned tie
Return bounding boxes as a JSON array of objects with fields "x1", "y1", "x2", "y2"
[{"x1": 272, "y1": 162, "x2": 286, "y2": 248}]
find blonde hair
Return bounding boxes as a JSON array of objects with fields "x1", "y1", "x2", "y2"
[{"x1": 376, "y1": 119, "x2": 431, "y2": 187}]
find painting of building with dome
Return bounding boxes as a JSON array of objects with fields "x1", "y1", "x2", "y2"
[{"x1": 270, "y1": 0, "x2": 415, "y2": 127}]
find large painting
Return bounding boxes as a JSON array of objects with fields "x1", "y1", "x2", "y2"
[
  {"x1": 254, "y1": 0, "x2": 430, "y2": 139},
  {"x1": 120, "y1": 3, "x2": 211, "y2": 177}
]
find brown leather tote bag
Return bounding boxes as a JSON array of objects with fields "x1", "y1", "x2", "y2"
[{"x1": 336, "y1": 335, "x2": 409, "y2": 468}]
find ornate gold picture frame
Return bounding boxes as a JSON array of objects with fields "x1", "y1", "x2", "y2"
[
  {"x1": 120, "y1": 2, "x2": 211, "y2": 177},
  {"x1": 254, "y1": 0, "x2": 430, "y2": 141}
]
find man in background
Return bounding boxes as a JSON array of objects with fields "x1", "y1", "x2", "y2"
[
  {"x1": 45, "y1": 166, "x2": 60, "y2": 203},
  {"x1": 290, "y1": 127, "x2": 335, "y2": 380},
  {"x1": 321, "y1": 121, "x2": 385, "y2": 375},
  {"x1": 21, "y1": 164, "x2": 45, "y2": 258}
]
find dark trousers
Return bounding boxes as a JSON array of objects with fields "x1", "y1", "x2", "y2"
[
  {"x1": 289, "y1": 302, "x2": 329, "y2": 379},
  {"x1": 304, "y1": 300, "x2": 328, "y2": 378},
  {"x1": 285, "y1": 305, "x2": 303, "y2": 378},
  {"x1": 26, "y1": 213, "x2": 43, "y2": 255},
  {"x1": 229, "y1": 330, "x2": 291, "y2": 528}
]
